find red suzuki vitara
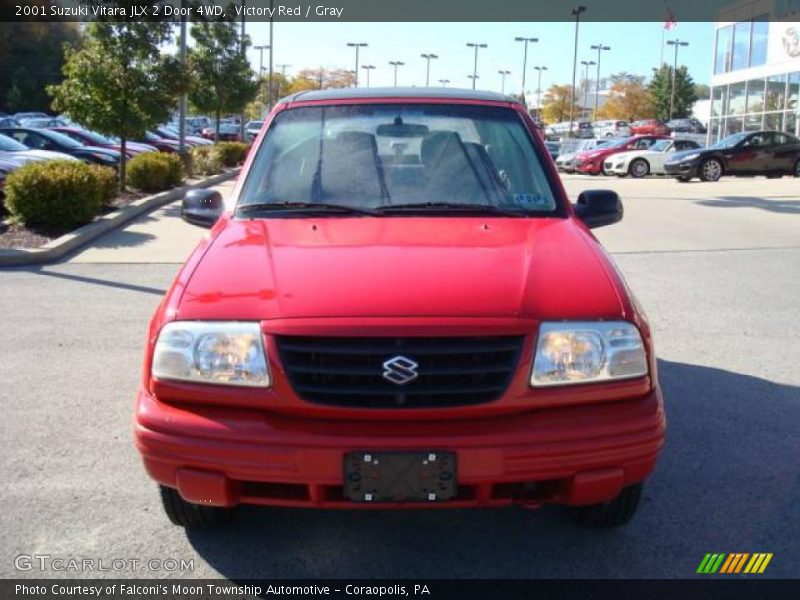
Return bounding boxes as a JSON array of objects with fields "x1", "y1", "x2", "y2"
[{"x1": 135, "y1": 88, "x2": 665, "y2": 529}]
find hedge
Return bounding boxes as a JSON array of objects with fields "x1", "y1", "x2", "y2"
[
  {"x1": 190, "y1": 146, "x2": 224, "y2": 176},
  {"x1": 4, "y1": 160, "x2": 108, "y2": 232},
  {"x1": 213, "y1": 142, "x2": 249, "y2": 167},
  {"x1": 127, "y1": 152, "x2": 184, "y2": 193}
]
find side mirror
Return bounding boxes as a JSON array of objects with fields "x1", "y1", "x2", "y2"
[
  {"x1": 181, "y1": 189, "x2": 223, "y2": 228},
  {"x1": 574, "y1": 189, "x2": 623, "y2": 229}
]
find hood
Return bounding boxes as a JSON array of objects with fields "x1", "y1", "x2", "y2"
[
  {"x1": 608, "y1": 150, "x2": 644, "y2": 162},
  {"x1": 9, "y1": 150, "x2": 79, "y2": 162},
  {"x1": 668, "y1": 147, "x2": 706, "y2": 162},
  {"x1": 79, "y1": 146, "x2": 120, "y2": 158},
  {"x1": 177, "y1": 217, "x2": 623, "y2": 321}
]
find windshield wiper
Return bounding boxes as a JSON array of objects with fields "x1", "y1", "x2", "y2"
[
  {"x1": 237, "y1": 202, "x2": 377, "y2": 216},
  {"x1": 374, "y1": 202, "x2": 528, "y2": 216}
]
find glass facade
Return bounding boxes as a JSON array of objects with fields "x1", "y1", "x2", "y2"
[{"x1": 713, "y1": 15, "x2": 769, "y2": 74}]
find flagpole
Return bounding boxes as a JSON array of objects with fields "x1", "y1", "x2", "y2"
[{"x1": 660, "y1": 27, "x2": 665, "y2": 66}]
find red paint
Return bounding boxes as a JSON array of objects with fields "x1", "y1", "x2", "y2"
[
  {"x1": 135, "y1": 93, "x2": 665, "y2": 510},
  {"x1": 574, "y1": 135, "x2": 671, "y2": 174}
]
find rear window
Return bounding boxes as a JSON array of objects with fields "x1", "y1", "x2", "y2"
[{"x1": 239, "y1": 103, "x2": 559, "y2": 214}]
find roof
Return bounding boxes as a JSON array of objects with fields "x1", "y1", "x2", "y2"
[{"x1": 280, "y1": 87, "x2": 519, "y2": 105}]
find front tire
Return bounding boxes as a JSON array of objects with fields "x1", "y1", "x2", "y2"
[
  {"x1": 159, "y1": 485, "x2": 234, "y2": 529},
  {"x1": 676, "y1": 176, "x2": 691, "y2": 182},
  {"x1": 628, "y1": 158, "x2": 650, "y2": 178},
  {"x1": 699, "y1": 158, "x2": 723, "y2": 182},
  {"x1": 794, "y1": 159, "x2": 800, "y2": 178},
  {"x1": 568, "y1": 482, "x2": 644, "y2": 528}
]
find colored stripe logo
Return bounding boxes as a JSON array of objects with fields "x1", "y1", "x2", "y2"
[{"x1": 697, "y1": 553, "x2": 773, "y2": 574}]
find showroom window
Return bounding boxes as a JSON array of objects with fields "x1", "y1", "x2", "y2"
[
  {"x1": 749, "y1": 17, "x2": 768, "y2": 68},
  {"x1": 728, "y1": 82, "x2": 747, "y2": 115},
  {"x1": 714, "y1": 16, "x2": 769, "y2": 74},
  {"x1": 726, "y1": 117, "x2": 744, "y2": 135},
  {"x1": 763, "y1": 113, "x2": 783, "y2": 132},
  {"x1": 788, "y1": 73, "x2": 799, "y2": 111},
  {"x1": 731, "y1": 21, "x2": 752, "y2": 71},
  {"x1": 711, "y1": 86, "x2": 727, "y2": 117},
  {"x1": 714, "y1": 26, "x2": 732, "y2": 74},
  {"x1": 746, "y1": 78, "x2": 765, "y2": 113},
  {"x1": 765, "y1": 74, "x2": 787, "y2": 112},
  {"x1": 744, "y1": 114, "x2": 763, "y2": 131}
]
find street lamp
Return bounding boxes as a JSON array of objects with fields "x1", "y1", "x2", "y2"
[
  {"x1": 466, "y1": 42, "x2": 487, "y2": 90},
  {"x1": 254, "y1": 45, "x2": 270, "y2": 116},
  {"x1": 581, "y1": 60, "x2": 596, "y2": 121},
  {"x1": 388, "y1": 60, "x2": 405, "y2": 86},
  {"x1": 498, "y1": 69, "x2": 511, "y2": 94},
  {"x1": 533, "y1": 66, "x2": 548, "y2": 110},
  {"x1": 590, "y1": 44, "x2": 610, "y2": 122},
  {"x1": 347, "y1": 42, "x2": 368, "y2": 87},
  {"x1": 361, "y1": 64, "x2": 376, "y2": 88},
  {"x1": 514, "y1": 36, "x2": 538, "y2": 104},
  {"x1": 569, "y1": 6, "x2": 587, "y2": 138},
  {"x1": 439, "y1": 79, "x2": 450, "y2": 87},
  {"x1": 420, "y1": 53, "x2": 438, "y2": 87},
  {"x1": 667, "y1": 39, "x2": 689, "y2": 119}
]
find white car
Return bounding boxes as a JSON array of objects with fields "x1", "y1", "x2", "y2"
[
  {"x1": 555, "y1": 139, "x2": 612, "y2": 172},
  {"x1": 593, "y1": 120, "x2": 631, "y2": 138},
  {"x1": 603, "y1": 138, "x2": 703, "y2": 178}
]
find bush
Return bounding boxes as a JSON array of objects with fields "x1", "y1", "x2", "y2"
[
  {"x1": 213, "y1": 142, "x2": 249, "y2": 167},
  {"x1": 86, "y1": 164, "x2": 118, "y2": 207},
  {"x1": 190, "y1": 146, "x2": 223, "y2": 176},
  {"x1": 5, "y1": 160, "x2": 107, "y2": 232},
  {"x1": 127, "y1": 152, "x2": 184, "y2": 193}
]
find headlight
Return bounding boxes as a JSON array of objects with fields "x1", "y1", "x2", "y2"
[
  {"x1": 152, "y1": 321, "x2": 270, "y2": 387},
  {"x1": 531, "y1": 321, "x2": 647, "y2": 387},
  {"x1": 679, "y1": 152, "x2": 700, "y2": 162}
]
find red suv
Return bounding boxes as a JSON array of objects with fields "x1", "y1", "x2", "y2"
[
  {"x1": 630, "y1": 119, "x2": 670, "y2": 136},
  {"x1": 135, "y1": 89, "x2": 665, "y2": 529},
  {"x1": 574, "y1": 135, "x2": 671, "y2": 175}
]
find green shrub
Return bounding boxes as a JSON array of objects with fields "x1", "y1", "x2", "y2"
[
  {"x1": 190, "y1": 145, "x2": 223, "y2": 176},
  {"x1": 126, "y1": 152, "x2": 184, "y2": 193},
  {"x1": 213, "y1": 142, "x2": 249, "y2": 167},
  {"x1": 5, "y1": 160, "x2": 107, "y2": 232},
  {"x1": 86, "y1": 164, "x2": 118, "y2": 207}
]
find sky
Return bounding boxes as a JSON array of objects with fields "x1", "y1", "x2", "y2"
[{"x1": 234, "y1": 21, "x2": 715, "y2": 94}]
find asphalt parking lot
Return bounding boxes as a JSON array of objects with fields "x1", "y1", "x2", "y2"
[{"x1": 1, "y1": 174, "x2": 798, "y2": 579}]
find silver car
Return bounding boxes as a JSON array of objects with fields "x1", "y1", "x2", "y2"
[{"x1": 592, "y1": 120, "x2": 631, "y2": 138}]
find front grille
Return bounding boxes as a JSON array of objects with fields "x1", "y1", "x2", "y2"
[{"x1": 276, "y1": 335, "x2": 524, "y2": 408}]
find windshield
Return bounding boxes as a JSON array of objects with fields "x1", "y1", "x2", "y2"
[
  {"x1": 650, "y1": 140, "x2": 671, "y2": 152},
  {"x1": 711, "y1": 132, "x2": 747, "y2": 149},
  {"x1": 38, "y1": 129, "x2": 82, "y2": 149},
  {"x1": 70, "y1": 129, "x2": 115, "y2": 145},
  {"x1": 0, "y1": 134, "x2": 28, "y2": 152},
  {"x1": 247, "y1": 121, "x2": 263, "y2": 129},
  {"x1": 238, "y1": 104, "x2": 559, "y2": 214}
]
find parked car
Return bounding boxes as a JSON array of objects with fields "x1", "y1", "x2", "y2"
[
  {"x1": 137, "y1": 87, "x2": 664, "y2": 530},
  {"x1": 51, "y1": 127, "x2": 158, "y2": 157},
  {"x1": 0, "y1": 132, "x2": 80, "y2": 164},
  {"x1": 19, "y1": 117, "x2": 70, "y2": 128},
  {"x1": 13, "y1": 112, "x2": 49, "y2": 120},
  {"x1": 0, "y1": 127, "x2": 120, "y2": 167},
  {"x1": 244, "y1": 120, "x2": 263, "y2": 142},
  {"x1": 555, "y1": 139, "x2": 612, "y2": 173},
  {"x1": 592, "y1": 120, "x2": 631, "y2": 138},
  {"x1": 664, "y1": 130, "x2": 800, "y2": 182},
  {"x1": 629, "y1": 119, "x2": 670, "y2": 136},
  {"x1": 665, "y1": 118, "x2": 707, "y2": 134},
  {"x1": 0, "y1": 117, "x2": 21, "y2": 128},
  {"x1": 153, "y1": 126, "x2": 213, "y2": 147},
  {"x1": 545, "y1": 120, "x2": 594, "y2": 140},
  {"x1": 604, "y1": 138, "x2": 703, "y2": 177},
  {"x1": 574, "y1": 135, "x2": 670, "y2": 175},
  {"x1": 139, "y1": 131, "x2": 181, "y2": 153},
  {"x1": 200, "y1": 119, "x2": 242, "y2": 141},
  {"x1": 184, "y1": 117, "x2": 211, "y2": 136},
  {"x1": 544, "y1": 140, "x2": 560, "y2": 160}
]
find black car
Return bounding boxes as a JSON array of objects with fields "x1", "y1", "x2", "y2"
[
  {"x1": 0, "y1": 127, "x2": 120, "y2": 167},
  {"x1": 665, "y1": 118, "x2": 707, "y2": 134},
  {"x1": 664, "y1": 130, "x2": 800, "y2": 182}
]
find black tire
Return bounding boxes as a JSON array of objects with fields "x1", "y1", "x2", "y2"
[
  {"x1": 676, "y1": 176, "x2": 691, "y2": 182},
  {"x1": 159, "y1": 485, "x2": 234, "y2": 529},
  {"x1": 699, "y1": 158, "x2": 723, "y2": 182},
  {"x1": 794, "y1": 159, "x2": 800, "y2": 178},
  {"x1": 628, "y1": 158, "x2": 650, "y2": 178},
  {"x1": 568, "y1": 482, "x2": 643, "y2": 528}
]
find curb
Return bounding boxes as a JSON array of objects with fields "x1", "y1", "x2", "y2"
[{"x1": 0, "y1": 168, "x2": 239, "y2": 266}]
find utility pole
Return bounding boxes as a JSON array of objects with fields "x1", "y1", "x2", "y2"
[
  {"x1": 590, "y1": 44, "x2": 610, "y2": 122},
  {"x1": 466, "y1": 43, "x2": 487, "y2": 90},
  {"x1": 388, "y1": 60, "x2": 405, "y2": 86},
  {"x1": 667, "y1": 39, "x2": 689, "y2": 119},
  {"x1": 533, "y1": 66, "x2": 548, "y2": 112},
  {"x1": 268, "y1": 0, "x2": 274, "y2": 110},
  {"x1": 439, "y1": 79, "x2": 450, "y2": 87},
  {"x1": 240, "y1": 0, "x2": 246, "y2": 140},
  {"x1": 178, "y1": 0, "x2": 187, "y2": 156},
  {"x1": 498, "y1": 69, "x2": 511, "y2": 94},
  {"x1": 347, "y1": 42, "x2": 368, "y2": 87},
  {"x1": 514, "y1": 36, "x2": 538, "y2": 105},
  {"x1": 569, "y1": 6, "x2": 587, "y2": 138},
  {"x1": 420, "y1": 53, "x2": 438, "y2": 87},
  {"x1": 361, "y1": 64, "x2": 375, "y2": 87},
  {"x1": 254, "y1": 44, "x2": 269, "y2": 115}
]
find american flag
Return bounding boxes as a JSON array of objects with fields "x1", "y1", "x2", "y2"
[{"x1": 664, "y1": 5, "x2": 677, "y2": 30}]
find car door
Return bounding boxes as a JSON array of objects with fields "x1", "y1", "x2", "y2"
[
  {"x1": 770, "y1": 133, "x2": 798, "y2": 172},
  {"x1": 736, "y1": 132, "x2": 774, "y2": 174}
]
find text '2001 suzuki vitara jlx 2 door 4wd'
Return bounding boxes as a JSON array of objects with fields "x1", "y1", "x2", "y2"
[{"x1": 135, "y1": 88, "x2": 665, "y2": 529}]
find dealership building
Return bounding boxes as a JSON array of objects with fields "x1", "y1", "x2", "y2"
[{"x1": 709, "y1": 0, "x2": 800, "y2": 141}]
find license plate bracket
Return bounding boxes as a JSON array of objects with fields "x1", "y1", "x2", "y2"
[{"x1": 343, "y1": 451, "x2": 457, "y2": 503}]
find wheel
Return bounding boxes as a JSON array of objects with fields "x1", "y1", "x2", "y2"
[
  {"x1": 676, "y1": 176, "x2": 691, "y2": 182},
  {"x1": 628, "y1": 158, "x2": 650, "y2": 178},
  {"x1": 766, "y1": 173, "x2": 783, "y2": 179},
  {"x1": 699, "y1": 158, "x2": 723, "y2": 182},
  {"x1": 794, "y1": 159, "x2": 800, "y2": 177},
  {"x1": 605, "y1": 133, "x2": 614, "y2": 138},
  {"x1": 159, "y1": 485, "x2": 234, "y2": 529},
  {"x1": 568, "y1": 482, "x2": 643, "y2": 528}
]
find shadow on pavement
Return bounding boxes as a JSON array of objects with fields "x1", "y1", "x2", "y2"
[
  {"x1": 21, "y1": 267, "x2": 167, "y2": 296},
  {"x1": 182, "y1": 359, "x2": 799, "y2": 579},
  {"x1": 697, "y1": 196, "x2": 800, "y2": 214}
]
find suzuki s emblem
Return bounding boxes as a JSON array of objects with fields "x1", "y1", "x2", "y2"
[{"x1": 382, "y1": 355, "x2": 419, "y2": 385}]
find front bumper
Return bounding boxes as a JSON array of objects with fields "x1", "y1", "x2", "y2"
[
  {"x1": 664, "y1": 160, "x2": 699, "y2": 177},
  {"x1": 603, "y1": 160, "x2": 626, "y2": 175},
  {"x1": 575, "y1": 159, "x2": 604, "y2": 174},
  {"x1": 135, "y1": 386, "x2": 665, "y2": 509}
]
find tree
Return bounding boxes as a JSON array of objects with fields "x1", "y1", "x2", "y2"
[
  {"x1": 49, "y1": 22, "x2": 184, "y2": 191},
  {"x1": 694, "y1": 84, "x2": 710, "y2": 99},
  {"x1": 648, "y1": 64, "x2": 698, "y2": 121},
  {"x1": 188, "y1": 21, "x2": 259, "y2": 141},
  {"x1": 597, "y1": 76, "x2": 655, "y2": 121},
  {"x1": 541, "y1": 84, "x2": 581, "y2": 125},
  {"x1": 286, "y1": 68, "x2": 356, "y2": 94}
]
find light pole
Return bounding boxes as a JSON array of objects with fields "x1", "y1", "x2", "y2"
[
  {"x1": 347, "y1": 42, "x2": 368, "y2": 87},
  {"x1": 361, "y1": 64, "x2": 375, "y2": 87},
  {"x1": 178, "y1": 0, "x2": 187, "y2": 155},
  {"x1": 569, "y1": 6, "x2": 587, "y2": 138},
  {"x1": 533, "y1": 66, "x2": 548, "y2": 111},
  {"x1": 268, "y1": 0, "x2": 274, "y2": 110},
  {"x1": 514, "y1": 36, "x2": 538, "y2": 104},
  {"x1": 420, "y1": 53, "x2": 438, "y2": 86},
  {"x1": 667, "y1": 39, "x2": 689, "y2": 119},
  {"x1": 498, "y1": 69, "x2": 511, "y2": 94},
  {"x1": 388, "y1": 60, "x2": 405, "y2": 86},
  {"x1": 240, "y1": 0, "x2": 247, "y2": 140},
  {"x1": 254, "y1": 45, "x2": 270, "y2": 117},
  {"x1": 581, "y1": 60, "x2": 596, "y2": 121},
  {"x1": 466, "y1": 42, "x2": 487, "y2": 90},
  {"x1": 439, "y1": 79, "x2": 450, "y2": 87},
  {"x1": 590, "y1": 44, "x2": 610, "y2": 122}
]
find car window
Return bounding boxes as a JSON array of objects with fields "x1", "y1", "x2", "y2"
[
  {"x1": 239, "y1": 104, "x2": 559, "y2": 214},
  {"x1": 743, "y1": 133, "x2": 770, "y2": 147},
  {"x1": 650, "y1": 140, "x2": 671, "y2": 151}
]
